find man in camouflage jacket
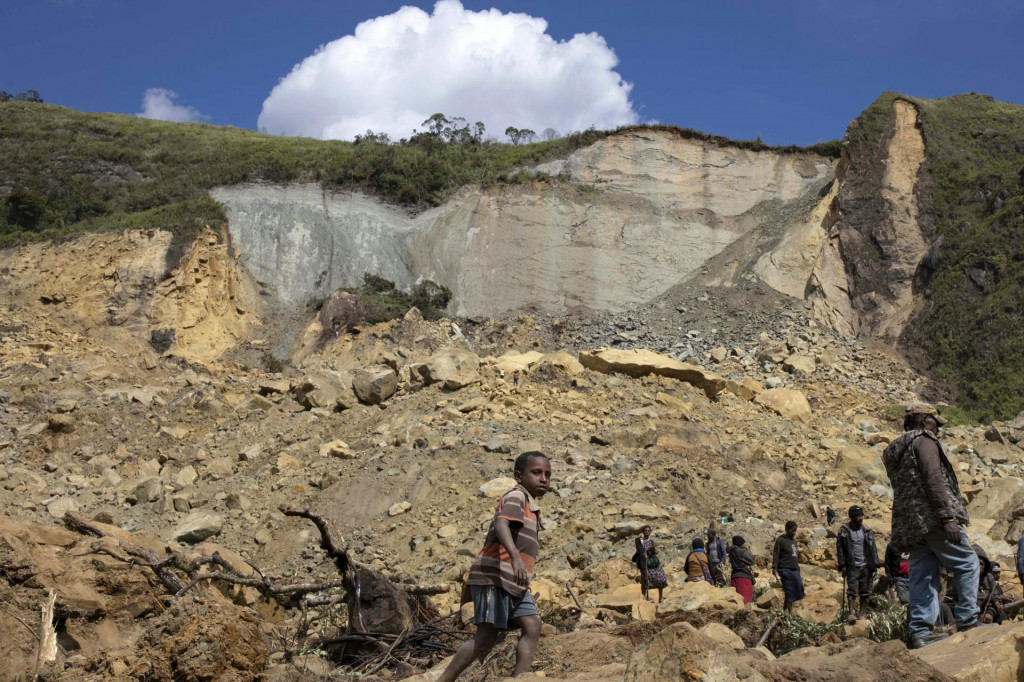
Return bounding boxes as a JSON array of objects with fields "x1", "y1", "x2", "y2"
[{"x1": 883, "y1": 402, "x2": 979, "y2": 648}]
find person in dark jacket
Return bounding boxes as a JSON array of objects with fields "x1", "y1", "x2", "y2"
[
  {"x1": 949, "y1": 546, "x2": 1006, "y2": 625},
  {"x1": 1017, "y1": 535, "x2": 1024, "y2": 588},
  {"x1": 826, "y1": 506, "x2": 836, "y2": 526},
  {"x1": 729, "y1": 536, "x2": 756, "y2": 604},
  {"x1": 837, "y1": 505, "x2": 880, "y2": 622},
  {"x1": 882, "y1": 402, "x2": 979, "y2": 649},
  {"x1": 884, "y1": 542, "x2": 911, "y2": 604},
  {"x1": 706, "y1": 528, "x2": 727, "y2": 587},
  {"x1": 772, "y1": 520, "x2": 804, "y2": 613}
]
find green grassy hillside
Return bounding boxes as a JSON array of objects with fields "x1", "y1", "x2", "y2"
[
  {"x1": 904, "y1": 94, "x2": 1024, "y2": 421},
  {"x1": 850, "y1": 92, "x2": 1024, "y2": 421},
  {"x1": 0, "y1": 102, "x2": 839, "y2": 249}
]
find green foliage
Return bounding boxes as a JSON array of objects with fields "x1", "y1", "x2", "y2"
[
  {"x1": 868, "y1": 600, "x2": 908, "y2": 644},
  {"x1": 260, "y1": 352, "x2": 285, "y2": 374},
  {"x1": 767, "y1": 611, "x2": 845, "y2": 656},
  {"x1": 884, "y1": 93, "x2": 1024, "y2": 420},
  {"x1": 335, "y1": 274, "x2": 451, "y2": 327},
  {"x1": 362, "y1": 273, "x2": 397, "y2": 294},
  {"x1": 4, "y1": 188, "x2": 49, "y2": 230},
  {"x1": 410, "y1": 280, "x2": 452, "y2": 318},
  {"x1": 0, "y1": 89, "x2": 43, "y2": 103}
]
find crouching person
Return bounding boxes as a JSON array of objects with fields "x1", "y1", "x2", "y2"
[{"x1": 439, "y1": 452, "x2": 551, "y2": 681}]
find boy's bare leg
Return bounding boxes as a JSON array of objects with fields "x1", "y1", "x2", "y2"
[
  {"x1": 437, "y1": 624, "x2": 500, "y2": 682},
  {"x1": 512, "y1": 615, "x2": 542, "y2": 676}
]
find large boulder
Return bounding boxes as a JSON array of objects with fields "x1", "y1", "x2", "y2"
[
  {"x1": 417, "y1": 348, "x2": 480, "y2": 385},
  {"x1": 537, "y1": 350, "x2": 585, "y2": 375},
  {"x1": 623, "y1": 622, "x2": 768, "y2": 681},
  {"x1": 775, "y1": 639, "x2": 951, "y2": 681},
  {"x1": 656, "y1": 580, "x2": 744, "y2": 618},
  {"x1": 171, "y1": 512, "x2": 225, "y2": 544},
  {"x1": 289, "y1": 370, "x2": 355, "y2": 410},
  {"x1": 834, "y1": 445, "x2": 887, "y2": 483},
  {"x1": 968, "y1": 476, "x2": 1024, "y2": 521},
  {"x1": 352, "y1": 366, "x2": 398, "y2": 405},
  {"x1": 591, "y1": 423, "x2": 658, "y2": 449},
  {"x1": 754, "y1": 388, "x2": 812, "y2": 423},
  {"x1": 493, "y1": 350, "x2": 544, "y2": 374},
  {"x1": 578, "y1": 348, "x2": 726, "y2": 399},
  {"x1": 910, "y1": 620, "x2": 1024, "y2": 681}
]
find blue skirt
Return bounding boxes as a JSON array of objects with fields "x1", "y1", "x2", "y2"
[{"x1": 471, "y1": 584, "x2": 540, "y2": 630}]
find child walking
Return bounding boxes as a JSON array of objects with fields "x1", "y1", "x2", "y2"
[{"x1": 438, "y1": 451, "x2": 551, "y2": 681}]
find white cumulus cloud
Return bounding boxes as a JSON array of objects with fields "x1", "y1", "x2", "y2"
[
  {"x1": 257, "y1": 0, "x2": 638, "y2": 140},
  {"x1": 137, "y1": 88, "x2": 207, "y2": 123}
]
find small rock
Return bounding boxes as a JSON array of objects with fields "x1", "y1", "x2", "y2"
[
  {"x1": 171, "y1": 512, "x2": 225, "y2": 544},
  {"x1": 389, "y1": 501, "x2": 412, "y2": 516},
  {"x1": 484, "y1": 438, "x2": 511, "y2": 454}
]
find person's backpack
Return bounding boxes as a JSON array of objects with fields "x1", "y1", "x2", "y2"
[{"x1": 647, "y1": 553, "x2": 661, "y2": 569}]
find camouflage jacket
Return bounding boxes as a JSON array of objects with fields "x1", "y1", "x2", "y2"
[{"x1": 882, "y1": 429, "x2": 969, "y2": 548}]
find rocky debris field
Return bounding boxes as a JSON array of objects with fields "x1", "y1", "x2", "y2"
[{"x1": 4, "y1": 246, "x2": 1024, "y2": 680}]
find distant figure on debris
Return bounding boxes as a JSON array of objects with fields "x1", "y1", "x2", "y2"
[
  {"x1": 685, "y1": 538, "x2": 714, "y2": 583},
  {"x1": 976, "y1": 549, "x2": 1005, "y2": 624},
  {"x1": 837, "y1": 505, "x2": 879, "y2": 622},
  {"x1": 512, "y1": 369, "x2": 520, "y2": 387},
  {"x1": 885, "y1": 542, "x2": 911, "y2": 604},
  {"x1": 633, "y1": 525, "x2": 668, "y2": 603},
  {"x1": 1017, "y1": 534, "x2": 1024, "y2": 587},
  {"x1": 826, "y1": 506, "x2": 836, "y2": 526},
  {"x1": 706, "y1": 528, "x2": 727, "y2": 587},
  {"x1": 499, "y1": 368, "x2": 506, "y2": 381},
  {"x1": 439, "y1": 452, "x2": 551, "y2": 682},
  {"x1": 772, "y1": 520, "x2": 804, "y2": 613},
  {"x1": 728, "y1": 535, "x2": 757, "y2": 604},
  {"x1": 882, "y1": 402, "x2": 978, "y2": 649}
]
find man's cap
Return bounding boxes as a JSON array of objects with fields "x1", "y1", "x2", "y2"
[
  {"x1": 992, "y1": 562, "x2": 1002, "y2": 573},
  {"x1": 849, "y1": 505, "x2": 864, "y2": 518},
  {"x1": 732, "y1": 535, "x2": 745, "y2": 547},
  {"x1": 905, "y1": 402, "x2": 948, "y2": 425}
]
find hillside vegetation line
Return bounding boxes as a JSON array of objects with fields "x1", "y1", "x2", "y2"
[{"x1": 0, "y1": 102, "x2": 839, "y2": 249}]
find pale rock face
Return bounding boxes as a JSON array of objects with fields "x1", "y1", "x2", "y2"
[
  {"x1": 754, "y1": 388, "x2": 812, "y2": 424},
  {"x1": 911, "y1": 620, "x2": 1024, "y2": 681},
  {"x1": 214, "y1": 130, "x2": 834, "y2": 317}
]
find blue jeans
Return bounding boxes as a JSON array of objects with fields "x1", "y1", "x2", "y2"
[{"x1": 907, "y1": 527, "x2": 979, "y2": 638}]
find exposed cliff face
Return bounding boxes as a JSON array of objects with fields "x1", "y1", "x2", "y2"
[
  {"x1": 214, "y1": 130, "x2": 835, "y2": 317},
  {"x1": 0, "y1": 228, "x2": 261, "y2": 366}
]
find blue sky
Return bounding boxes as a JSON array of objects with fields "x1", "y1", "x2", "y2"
[{"x1": 2, "y1": 0, "x2": 1022, "y2": 145}]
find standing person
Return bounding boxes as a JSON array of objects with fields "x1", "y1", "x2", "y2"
[
  {"x1": 1017, "y1": 534, "x2": 1024, "y2": 589},
  {"x1": 633, "y1": 533, "x2": 649, "y2": 601},
  {"x1": 498, "y1": 368, "x2": 506, "y2": 381},
  {"x1": 772, "y1": 520, "x2": 805, "y2": 613},
  {"x1": 975, "y1": 548, "x2": 1004, "y2": 624},
  {"x1": 706, "y1": 529, "x2": 727, "y2": 587},
  {"x1": 885, "y1": 541, "x2": 911, "y2": 604},
  {"x1": 882, "y1": 402, "x2": 979, "y2": 649},
  {"x1": 685, "y1": 538, "x2": 714, "y2": 583},
  {"x1": 512, "y1": 370, "x2": 520, "y2": 388},
  {"x1": 728, "y1": 535, "x2": 757, "y2": 604},
  {"x1": 439, "y1": 452, "x2": 551, "y2": 682},
  {"x1": 837, "y1": 505, "x2": 880, "y2": 622},
  {"x1": 634, "y1": 526, "x2": 668, "y2": 602},
  {"x1": 826, "y1": 506, "x2": 836, "y2": 526}
]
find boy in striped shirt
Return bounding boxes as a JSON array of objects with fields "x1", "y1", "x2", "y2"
[{"x1": 439, "y1": 451, "x2": 551, "y2": 681}]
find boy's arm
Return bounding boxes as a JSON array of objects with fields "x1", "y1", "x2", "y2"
[
  {"x1": 771, "y1": 538, "x2": 781, "y2": 577},
  {"x1": 494, "y1": 517, "x2": 529, "y2": 586}
]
